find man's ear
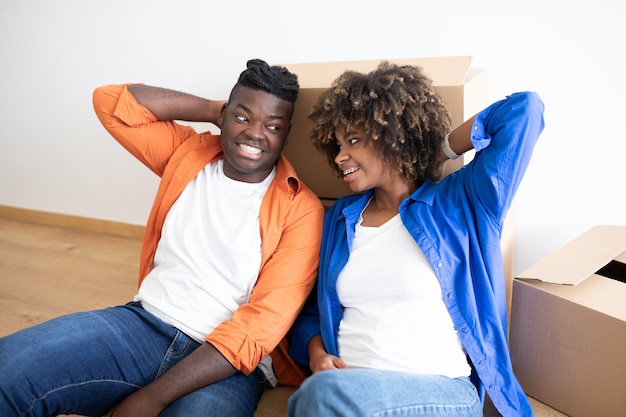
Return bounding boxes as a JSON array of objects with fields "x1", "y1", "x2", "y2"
[{"x1": 216, "y1": 102, "x2": 228, "y2": 128}]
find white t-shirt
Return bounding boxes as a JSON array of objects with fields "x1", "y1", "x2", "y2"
[
  {"x1": 136, "y1": 159, "x2": 275, "y2": 344},
  {"x1": 336, "y1": 212, "x2": 471, "y2": 378}
]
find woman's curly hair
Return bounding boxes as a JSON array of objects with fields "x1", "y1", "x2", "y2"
[{"x1": 308, "y1": 61, "x2": 451, "y2": 182}]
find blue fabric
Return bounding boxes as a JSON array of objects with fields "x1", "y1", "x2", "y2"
[
  {"x1": 289, "y1": 92, "x2": 545, "y2": 417},
  {"x1": 288, "y1": 370, "x2": 482, "y2": 417},
  {"x1": 0, "y1": 302, "x2": 266, "y2": 417}
]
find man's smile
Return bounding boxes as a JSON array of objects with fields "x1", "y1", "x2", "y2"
[{"x1": 238, "y1": 143, "x2": 263, "y2": 155}]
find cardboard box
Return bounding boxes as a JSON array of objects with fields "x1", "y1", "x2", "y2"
[
  {"x1": 510, "y1": 225, "x2": 626, "y2": 417},
  {"x1": 283, "y1": 56, "x2": 487, "y2": 202}
]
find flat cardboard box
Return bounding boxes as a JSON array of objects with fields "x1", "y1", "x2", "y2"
[{"x1": 510, "y1": 225, "x2": 626, "y2": 417}]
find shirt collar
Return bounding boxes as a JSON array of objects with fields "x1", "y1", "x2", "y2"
[
  {"x1": 404, "y1": 181, "x2": 437, "y2": 207},
  {"x1": 274, "y1": 154, "x2": 301, "y2": 198}
]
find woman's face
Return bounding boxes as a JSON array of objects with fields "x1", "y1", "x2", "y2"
[{"x1": 334, "y1": 124, "x2": 391, "y2": 193}]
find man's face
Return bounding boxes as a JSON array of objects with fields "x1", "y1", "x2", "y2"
[{"x1": 218, "y1": 86, "x2": 293, "y2": 183}]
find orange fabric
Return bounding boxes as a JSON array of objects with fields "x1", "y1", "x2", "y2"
[
  {"x1": 93, "y1": 84, "x2": 323, "y2": 381},
  {"x1": 271, "y1": 338, "x2": 309, "y2": 387}
]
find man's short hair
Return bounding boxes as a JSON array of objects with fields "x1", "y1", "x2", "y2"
[{"x1": 231, "y1": 59, "x2": 299, "y2": 104}]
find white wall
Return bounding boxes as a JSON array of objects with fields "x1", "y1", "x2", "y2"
[{"x1": 1, "y1": 0, "x2": 624, "y2": 274}]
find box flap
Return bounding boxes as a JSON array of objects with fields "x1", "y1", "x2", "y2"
[
  {"x1": 284, "y1": 56, "x2": 472, "y2": 88},
  {"x1": 517, "y1": 225, "x2": 626, "y2": 285}
]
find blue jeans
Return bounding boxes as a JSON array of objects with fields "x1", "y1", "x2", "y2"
[
  {"x1": 287, "y1": 369, "x2": 482, "y2": 417},
  {"x1": 0, "y1": 302, "x2": 266, "y2": 417}
]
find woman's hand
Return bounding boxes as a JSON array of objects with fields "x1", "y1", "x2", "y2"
[
  {"x1": 309, "y1": 352, "x2": 348, "y2": 373},
  {"x1": 308, "y1": 335, "x2": 348, "y2": 373}
]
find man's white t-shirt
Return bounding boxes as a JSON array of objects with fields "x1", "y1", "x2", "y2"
[{"x1": 136, "y1": 159, "x2": 275, "y2": 344}]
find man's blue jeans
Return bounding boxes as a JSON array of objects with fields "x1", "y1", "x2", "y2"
[
  {"x1": 288, "y1": 368, "x2": 482, "y2": 417},
  {"x1": 0, "y1": 302, "x2": 266, "y2": 417}
]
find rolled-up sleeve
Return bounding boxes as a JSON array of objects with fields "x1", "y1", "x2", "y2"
[
  {"x1": 468, "y1": 91, "x2": 545, "y2": 219},
  {"x1": 92, "y1": 84, "x2": 197, "y2": 176}
]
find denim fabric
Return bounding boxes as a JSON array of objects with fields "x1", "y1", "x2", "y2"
[
  {"x1": 288, "y1": 369, "x2": 481, "y2": 417},
  {"x1": 0, "y1": 302, "x2": 266, "y2": 417}
]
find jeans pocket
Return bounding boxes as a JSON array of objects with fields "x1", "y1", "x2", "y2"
[{"x1": 155, "y1": 329, "x2": 200, "y2": 378}]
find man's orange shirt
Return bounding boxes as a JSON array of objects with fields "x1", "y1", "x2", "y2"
[{"x1": 93, "y1": 84, "x2": 322, "y2": 384}]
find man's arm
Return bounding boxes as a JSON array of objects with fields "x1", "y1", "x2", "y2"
[
  {"x1": 127, "y1": 84, "x2": 225, "y2": 124},
  {"x1": 93, "y1": 84, "x2": 220, "y2": 176},
  {"x1": 106, "y1": 343, "x2": 236, "y2": 417}
]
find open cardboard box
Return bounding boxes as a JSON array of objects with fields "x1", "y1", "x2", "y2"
[
  {"x1": 283, "y1": 56, "x2": 486, "y2": 203},
  {"x1": 509, "y1": 225, "x2": 626, "y2": 417}
]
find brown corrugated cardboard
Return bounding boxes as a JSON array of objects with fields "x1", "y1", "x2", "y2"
[
  {"x1": 282, "y1": 56, "x2": 487, "y2": 201},
  {"x1": 510, "y1": 225, "x2": 626, "y2": 417}
]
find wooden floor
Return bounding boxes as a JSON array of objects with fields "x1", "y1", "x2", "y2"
[
  {"x1": 0, "y1": 215, "x2": 568, "y2": 417},
  {"x1": 0, "y1": 217, "x2": 140, "y2": 337}
]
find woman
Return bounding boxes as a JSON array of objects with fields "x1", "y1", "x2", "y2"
[{"x1": 287, "y1": 62, "x2": 544, "y2": 417}]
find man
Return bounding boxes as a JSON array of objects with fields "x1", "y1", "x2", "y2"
[{"x1": 0, "y1": 59, "x2": 323, "y2": 417}]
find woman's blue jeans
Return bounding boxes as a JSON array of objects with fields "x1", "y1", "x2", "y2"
[
  {"x1": 0, "y1": 302, "x2": 266, "y2": 417},
  {"x1": 287, "y1": 368, "x2": 482, "y2": 417}
]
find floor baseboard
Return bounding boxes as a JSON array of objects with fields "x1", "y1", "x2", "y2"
[{"x1": 0, "y1": 205, "x2": 144, "y2": 240}]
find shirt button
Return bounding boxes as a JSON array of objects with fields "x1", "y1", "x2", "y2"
[
  {"x1": 447, "y1": 292, "x2": 453, "y2": 298},
  {"x1": 437, "y1": 262, "x2": 443, "y2": 268},
  {"x1": 473, "y1": 125, "x2": 479, "y2": 131},
  {"x1": 462, "y1": 328, "x2": 469, "y2": 333}
]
